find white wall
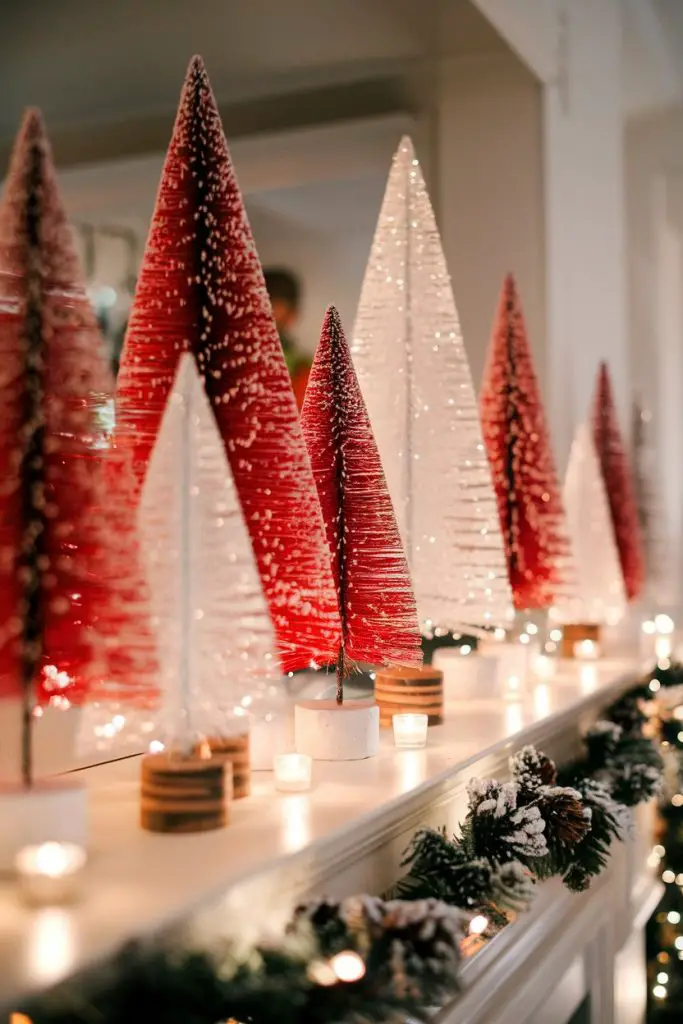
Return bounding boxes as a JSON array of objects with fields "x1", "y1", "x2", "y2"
[
  {"x1": 433, "y1": 52, "x2": 545, "y2": 393},
  {"x1": 246, "y1": 176, "x2": 386, "y2": 355},
  {"x1": 626, "y1": 108, "x2": 683, "y2": 603}
]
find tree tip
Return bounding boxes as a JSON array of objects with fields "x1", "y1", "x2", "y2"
[
  {"x1": 19, "y1": 107, "x2": 46, "y2": 144},
  {"x1": 187, "y1": 54, "x2": 206, "y2": 75}
]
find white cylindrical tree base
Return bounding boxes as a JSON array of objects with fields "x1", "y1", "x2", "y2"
[
  {"x1": 295, "y1": 700, "x2": 379, "y2": 761},
  {"x1": 432, "y1": 649, "x2": 499, "y2": 700},
  {"x1": 0, "y1": 778, "x2": 87, "y2": 873}
]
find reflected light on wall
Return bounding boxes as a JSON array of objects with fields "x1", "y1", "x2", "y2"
[
  {"x1": 397, "y1": 750, "x2": 428, "y2": 794},
  {"x1": 280, "y1": 794, "x2": 311, "y2": 853},
  {"x1": 28, "y1": 909, "x2": 76, "y2": 988},
  {"x1": 533, "y1": 684, "x2": 551, "y2": 719},
  {"x1": 580, "y1": 664, "x2": 598, "y2": 694},
  {"x1": 505, "y1": 701, "x2": 524, "y2": 736}
]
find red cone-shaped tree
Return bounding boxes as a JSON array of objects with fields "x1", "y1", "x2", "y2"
[
  {"x1": 115, "y1": 56, "x2": 340, "y2": 673},
  {"x1": 592, "y1": 364, "x2": 644, "y2": 601},
  {"x1": 300, "y1": 307, "x2": 422, "y2": 702},
  {"x1": 0, "y1": 110, "x2": 159, "y2": 781},
  {"x1": 480, "y1": 274, "x2": 573, "y2": 610}
]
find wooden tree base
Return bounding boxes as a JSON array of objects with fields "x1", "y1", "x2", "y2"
[
  {"x1": 561, "y1": 623, "x2": 601, "y2": 659},
  {"x1": 140, "y1": 753, "x2": 229, "y2": 834},
  {"x1": 374, "y1": 665, "x2": 444, "y2": 728},
  {"x1": 201, "y1": 733, "x2": 250, "y2": 799}
]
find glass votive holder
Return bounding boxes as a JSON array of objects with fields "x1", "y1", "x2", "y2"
[
  {"x1": 15, "y1": 841, "x2": 87, "y2": 906},
  {"x1": 392, "y1": 713, "x2": 428, "y2": 749},
  {"x1": 574, "y1": 639, "x2": 599, "y2": 660},
  {"x1": 274, "y1": 753, "x2": 312, "y2": 793}
]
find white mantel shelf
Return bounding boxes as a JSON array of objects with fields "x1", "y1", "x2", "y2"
[{"x1": 0, "y1": 658, "x2": 651, "y2": 1014}]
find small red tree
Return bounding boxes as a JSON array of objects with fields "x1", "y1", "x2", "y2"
[
  {"x1": 300, "y1": 307, "x2": 422, "y2": 702},
  {"x1": 592, "y1": 364, "x2": 644, "y2": 601},
  {"x1": 115, "y1": 56, "x2": 340, "y2": 673},
  {"x1": 480, "y1": 274, "x2": 573, "y2": 610},
  {"x1": 0, "y1": 110, "x2": 158, "y2": 782}
]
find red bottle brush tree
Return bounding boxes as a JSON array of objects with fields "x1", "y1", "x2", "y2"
[
  {"x1": 592, "y1": 363, "x2": 644, "y2": 601},
  {"x1": 115, "y1": 56, "x2": 340, "y2": 673},
  {"x1": 0, "y1": 110, "x2": 158, "y2": 782},
  {"x1": 480, "y1": 274, "x2": 573, "y2": 610},
  {"x1": 300, "y1": 307, "x2": 422, "y2": 702}
]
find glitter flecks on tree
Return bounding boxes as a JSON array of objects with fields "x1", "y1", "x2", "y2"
[
  {"x1": 479, "y1": 273, "x2": 574, "y2": 612},
  {"x1": 139, "y1": 354, "x2": 280, "y2": 751},
  {"x1": 0, "y1": 109, "x2": 159, "y2": 778},
  {"x1": 351, "y1": 136, "x2": 512, "y2": 635},
  {"x1": 115, "y1": 55, "x2": 340, "y2": 673},
  {"x1": 591, "y1": 363, "x2": 644, "y2": 603},
  {"x1": 556, "y1": 423, "x2": 627, "y2": 627},
  {"x1": 300, "y1": 306, "x2": 422, "y2": 702}
]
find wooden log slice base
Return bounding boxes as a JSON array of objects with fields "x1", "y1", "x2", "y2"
[
  {"x1": 203, "y1": 733, "x2": 250, "y2": 800},
  {"x1": 375, "y1": 665, "x2": 444, "y2": 728},
  {"x1": 561, "y1": 623, "x2": 601, "y2": 660},
  {"x1": 140, "y1": 753, "x2": 228, "y2": 834}
]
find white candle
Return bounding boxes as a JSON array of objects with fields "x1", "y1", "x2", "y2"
[
  {"x1": 574, "y1": 639, "x2": 599, "y2": 660},
  {"x1": 15, "y1": 842, "x2": 86, "y2": 906},
  {"x1": 274, "y1": 753, "x2": 312, "y2": 793},
  {"x1": 392, "y1": 713, "x2": 428, "y2": 749}
]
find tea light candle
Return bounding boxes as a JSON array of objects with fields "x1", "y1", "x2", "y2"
[
  {"x1": 574, "y1": 639, "x2": 599, "y2": 660},
  {"x1": 15, "y1": 841, "x2": 86, "y2": 906},
  {"x1": 392, "y1": 713, "x2": 428, "y2": 749},
  {"x1": 274, "y1": 753, "x2": 312, "y2": 793}
]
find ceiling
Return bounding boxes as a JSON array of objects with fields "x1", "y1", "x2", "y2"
[{"x1": 0, "y1": 0, "x2": 507, "y2": 163}]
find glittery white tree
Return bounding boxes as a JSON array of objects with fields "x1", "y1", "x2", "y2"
[
  {"x1": 556, "y1": 423, "x2": 627, "y2": 627},
  {"x1": 140, "y1": 353, "x2": 280, "y2": 752},
  {"x1": 351, "y1": 136, "x2": 512, "y2": 635}
]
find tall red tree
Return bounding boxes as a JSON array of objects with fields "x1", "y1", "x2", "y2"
[
  {"x1": 480, "y1": 274, "x2": 573, "y2": 610},
  {"x1": 0, "y1": 110, "x2": 158, "y2": 781},
  {"x1": 592, "y1": 363, "x2": 644, "y2": 601},
  {"x1": 300, "y1": 307, "x2": 421, "y2": 701},
  {"x1": 115, "y1": 56, "x2": 340, "y2": 673}
]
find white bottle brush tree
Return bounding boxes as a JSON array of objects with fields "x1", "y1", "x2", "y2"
[
  {"x1": 139, "y1": 354, "x2": 281, "y2": 752},
  {"x1": 557, "y1": 422, "x2": 627, "y2": 628},
  {"x1": 351, "y1": 137, "x2": 512, "y2": 639}
]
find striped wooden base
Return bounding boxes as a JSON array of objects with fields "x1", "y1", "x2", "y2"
[
  {"x1": 375, "y1": 666, "x2": 444, "y2": 728},
  {"x1": 561, "y1": 623, "x2": 601, "y2": 659},
  {"x1": 140, "y1": 753, "x2": 229, "y2": 834},
  {"x1": 203, "y1": 733, "x2": 250, "y2": 799}
]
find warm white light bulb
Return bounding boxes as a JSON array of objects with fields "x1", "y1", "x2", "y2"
[
  {"x1": 469, "y1": 914, "x2": 489, "y2": 935},
  {"x1": 655, "y1": 614, "x2": 675, "y2": 635},
  {"x1": 329, "y1": 951, "x2": 366, "y2": 983}
]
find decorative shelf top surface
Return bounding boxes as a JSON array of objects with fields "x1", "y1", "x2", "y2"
[{"x1": 0, "y1": 657, "x2": 636, "y2": 1010}]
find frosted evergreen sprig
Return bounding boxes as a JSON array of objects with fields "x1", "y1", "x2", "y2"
[{"x1": 463, "y1": 779, "x2": 548, "y2": 865}]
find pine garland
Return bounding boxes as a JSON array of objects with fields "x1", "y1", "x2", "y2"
[{"x1": 22, "y1": 662, "x2": 682, "y2": 1024}]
